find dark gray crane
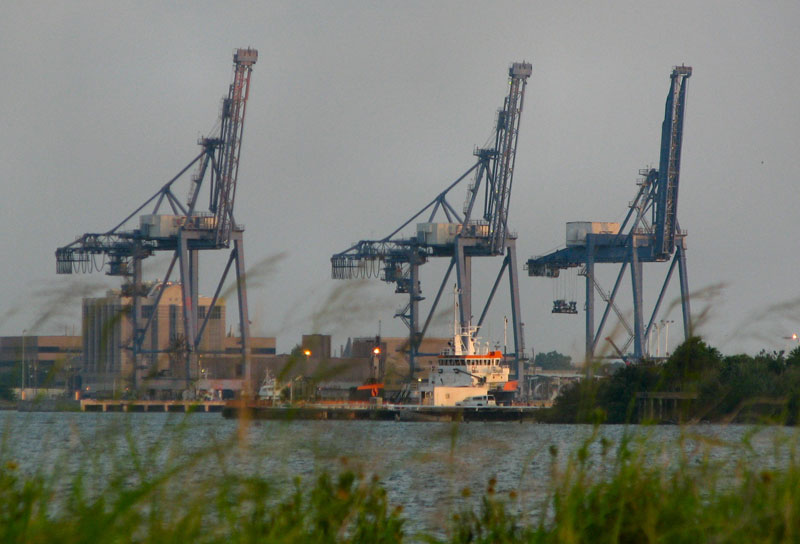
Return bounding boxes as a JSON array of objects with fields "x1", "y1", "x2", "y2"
[
  {"x1": 55, "y1": 48, "x2": 258, "y2": 391},
  {"x1": 331, "y1": 62, "x2": 532, "y2": 389},
  {"x1": 527, "y1": 66, "x2": 692, "y2": 362}
]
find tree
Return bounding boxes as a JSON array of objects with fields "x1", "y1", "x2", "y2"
[
  {"x1": 662, "y1": 336, "x2": 721, "y2": 390},
  {"x1": 534, "y1": 350, "x2": 572, "y2": 370}
]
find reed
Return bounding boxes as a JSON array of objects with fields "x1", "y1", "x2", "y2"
[{"x1": 2, "y1": 421, "x2": 800, "y2": 543}]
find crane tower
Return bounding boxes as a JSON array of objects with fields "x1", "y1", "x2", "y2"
[
  {"x1": 55, "y1": 48, "x2": 258, "y2": 392},
  {"x1": 331, "y1": 62, "x2": 532, "y2": 388},
  {"x1": 527, "y1": 66, "x2": 692, "y2": 362}
]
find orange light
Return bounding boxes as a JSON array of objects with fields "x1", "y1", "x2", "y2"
[
  {"x1": 303, "y1": 349, "x2": 312, "y2": 356},
  {"x1": 373, "y1": 347, "x2": 381, "y2": 355}
]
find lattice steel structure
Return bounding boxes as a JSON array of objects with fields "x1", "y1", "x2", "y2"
[
  {"x1": 332, "y1": 62, "x2": 532, "y2": 388},
  {"x1": 527, "y1": 66, "x2": 692, "y2": 361},
  {"x1": 55, "y1": 48, "x2": 258, "y2": 392}
]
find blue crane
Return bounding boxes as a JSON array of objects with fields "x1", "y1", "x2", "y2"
[
  {"x1": 55, "y1": 48, "x2": 258, "y2": 391},
  {"x1": 331, "y1": 62, "x2": 532, "y2": 386},
  {"x1": 527, "y1": 66, "x2": 692, "y2": 361}
]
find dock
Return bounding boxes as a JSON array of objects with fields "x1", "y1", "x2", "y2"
[
  {"x1": 80, "y1": 400, "x2": 226, "y2": 413},
  {"x1": 222, "y1": 403, "x2": 544, "y2": 422}
]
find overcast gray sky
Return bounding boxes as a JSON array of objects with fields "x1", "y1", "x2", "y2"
[{"x1": 2, "y1": 1, "x2": 799, "y2": 360}]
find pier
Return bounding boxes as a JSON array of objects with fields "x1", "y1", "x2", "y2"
[
  {"x1": 80, "y1": 400, "x2": 226, "y2": 413},
  {"x1": 222, "y1": 403, "x2": 546, "y2": 422}
]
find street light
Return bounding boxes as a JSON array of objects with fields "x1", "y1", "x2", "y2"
[
  {"x1": 782, "y1": 333, "x2": 799, "y2": 352},
  {"x1": 661, "y1": 320, "x2": 675, "y2": 357},
  {"x1": 652, "y1": 322, "x2": 662, "y2": 358},
  {"x1": 20, "y1": 329, "x2": 26, "y2": 397}
]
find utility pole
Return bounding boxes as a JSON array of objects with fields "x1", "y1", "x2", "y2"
[
  {"x1": 21, "y1": 330, "x2": 26, "y2": 396},
  {"x1": 663, "y1": 319, "x2": 674, "y2": 356}
]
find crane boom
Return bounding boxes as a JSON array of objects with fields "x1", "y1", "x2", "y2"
[
  {"x1": 486, "y1": 62, "x2": 531, "y2": 253},
  {"x1": 56, "y1": 48, "x2": 258, "y2": 275},
  {"x1": 212, "y1": 48, "x2": 258, "y2": 246},
  {"x1": 654, "y1": 65, "x2": 691, "y2": 258}
]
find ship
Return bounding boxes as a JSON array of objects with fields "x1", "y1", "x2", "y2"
[
  {"x1": 257, "y1": 371, "x2": 280, "y2": 403},
  {"x1": 418, "y1": 287, "x2": 513, "y2": 406}
]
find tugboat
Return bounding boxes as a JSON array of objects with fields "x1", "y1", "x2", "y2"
[{"x1": 419, "y1": 287, "x2": 511, "y2": 406}]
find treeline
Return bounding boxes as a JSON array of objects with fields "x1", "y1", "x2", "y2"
[{"x1": 542, "y1": 337, "x2": 800, "y2": 424}]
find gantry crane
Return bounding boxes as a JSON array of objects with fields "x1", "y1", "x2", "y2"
[
  {"x1": 331, "y1": 62, "x2": 532, "y2": 387},
  {"x1": 55, "y1": 48, "x2": 258, "y2": 391},
  {"x1": 527, "y1": 66, "x2": 692, "y2": 362}
]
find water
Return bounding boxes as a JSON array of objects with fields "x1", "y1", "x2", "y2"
[{"x1": 1, "y1": 412, "x2": 796, "y2": 535}]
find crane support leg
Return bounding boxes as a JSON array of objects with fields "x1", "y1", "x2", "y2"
[
  {"x1": 131, "y1": 255, "x2": 143, "y2": 389},
  {"x1": 475, "y1": 255, "x2": 508, "y2": 333},
  {"x1": 677, "y1": 244, "x2": 692, "y2": 338},
  {"x1": 139, "y1": 255, "x2": 177, "y2": 341},
  {"x1": 630, "y1": 246, "x2": 645, "y2": 359},
  {"x1": 178, "y1": 234, "x2": 198, "y2": 390},
  {"x1": 189, "y1": 249, "x2": 199, "y2": 385},
  {"x1": 585, "y1": 240, "x2": 595, "y2": 363},
  {"x1": 420, "y1": 258, "x2": 456, "y2": 340},
  {"x1": 197, "y1": 250, "x2": 236, "y2": 348},
  {"x1": 592, "y1": 261, "x2": 629, "y2": 350},
  {"x1": 507, "y1": 242, "x2": 526, "y2": 392},
  {"x1": 644, "y1": 251, "x2": 680, "y2": 348},
  {"x1": 190, "y1": 248, "x2": 199, "y2": 340},
  {"x1": 408, "y1": 261, "x2": 421, "y2": 377},
  {"x1": 455, "y1": 238, "x2": 472, "y2": 328},
  {"x1": 233, "y1": 232, "x2": 252, "y2": 394}
]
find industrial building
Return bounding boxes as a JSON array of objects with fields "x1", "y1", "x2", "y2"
[
  {"x1": 0, "y1": 335, "x2": 81, "y2": 395},
  {"x1": 343, "y1": 336, "x2": 451, "y2": 382},
  {"x1": 80, "y1": 282, "x2": 277, "y2": 398},
  {"x1": 82, "y1": 282, "x2": 225, "y2": 393}
]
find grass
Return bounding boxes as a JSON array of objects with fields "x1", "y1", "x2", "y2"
[
  {"x1": 437, "y1": 427, "x2": 800, "y2": 543},
  {"x1": 2, "y1": 417, "x2": 800, "y2": 543}
]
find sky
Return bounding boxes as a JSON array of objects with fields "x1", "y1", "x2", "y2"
[{"x1": 2, "y1": 1, "x2": 799, "y2": 362}]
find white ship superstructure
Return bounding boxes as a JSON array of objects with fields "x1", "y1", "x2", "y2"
[{"x1": 420, "y1": 288, "x2": 510, "y2": 406}]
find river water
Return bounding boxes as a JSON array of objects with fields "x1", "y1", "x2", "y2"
[{"x1": 1, "y1": 412, "x2": 796, "y2": 535}]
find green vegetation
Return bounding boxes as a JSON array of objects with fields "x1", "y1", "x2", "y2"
[
  {"x1": 438, "y1": 429, "x2": 800, "y2": 543},
  {"x1": 0, "y1": 371, "x2": 16, "y2": 401},
  {"x1": 533, "y1": 351, "x2": 572, "y2": 371},
  {"x1": 3, "y1": 422, "x2": 800, "y2": 542},
  {"x1": 0, "y1": 419, "x2": 405, "y2": 544},
  {"x1": 544, "y1": 337, "x2": 800, "y2": 424}
]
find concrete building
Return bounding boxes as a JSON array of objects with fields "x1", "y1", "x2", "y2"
[
  {"x1": 0, "y1": 335, "x2": 81, "y2": 394},
  {"x1": 81, "y1": 282, "x2": 225, "y2": 392},
  {"x1": 344, "y1": 336, "x2": 452, "y2": 383},
  {"x1": 81, "y1": 282, "x2": 276, "y2": 397},
  {"x1": 198, "y1": 335, "x2": 277, "y2": 381},
  {"x1": 301, "y1": 334, "x2": 332, "y2": 361}
]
